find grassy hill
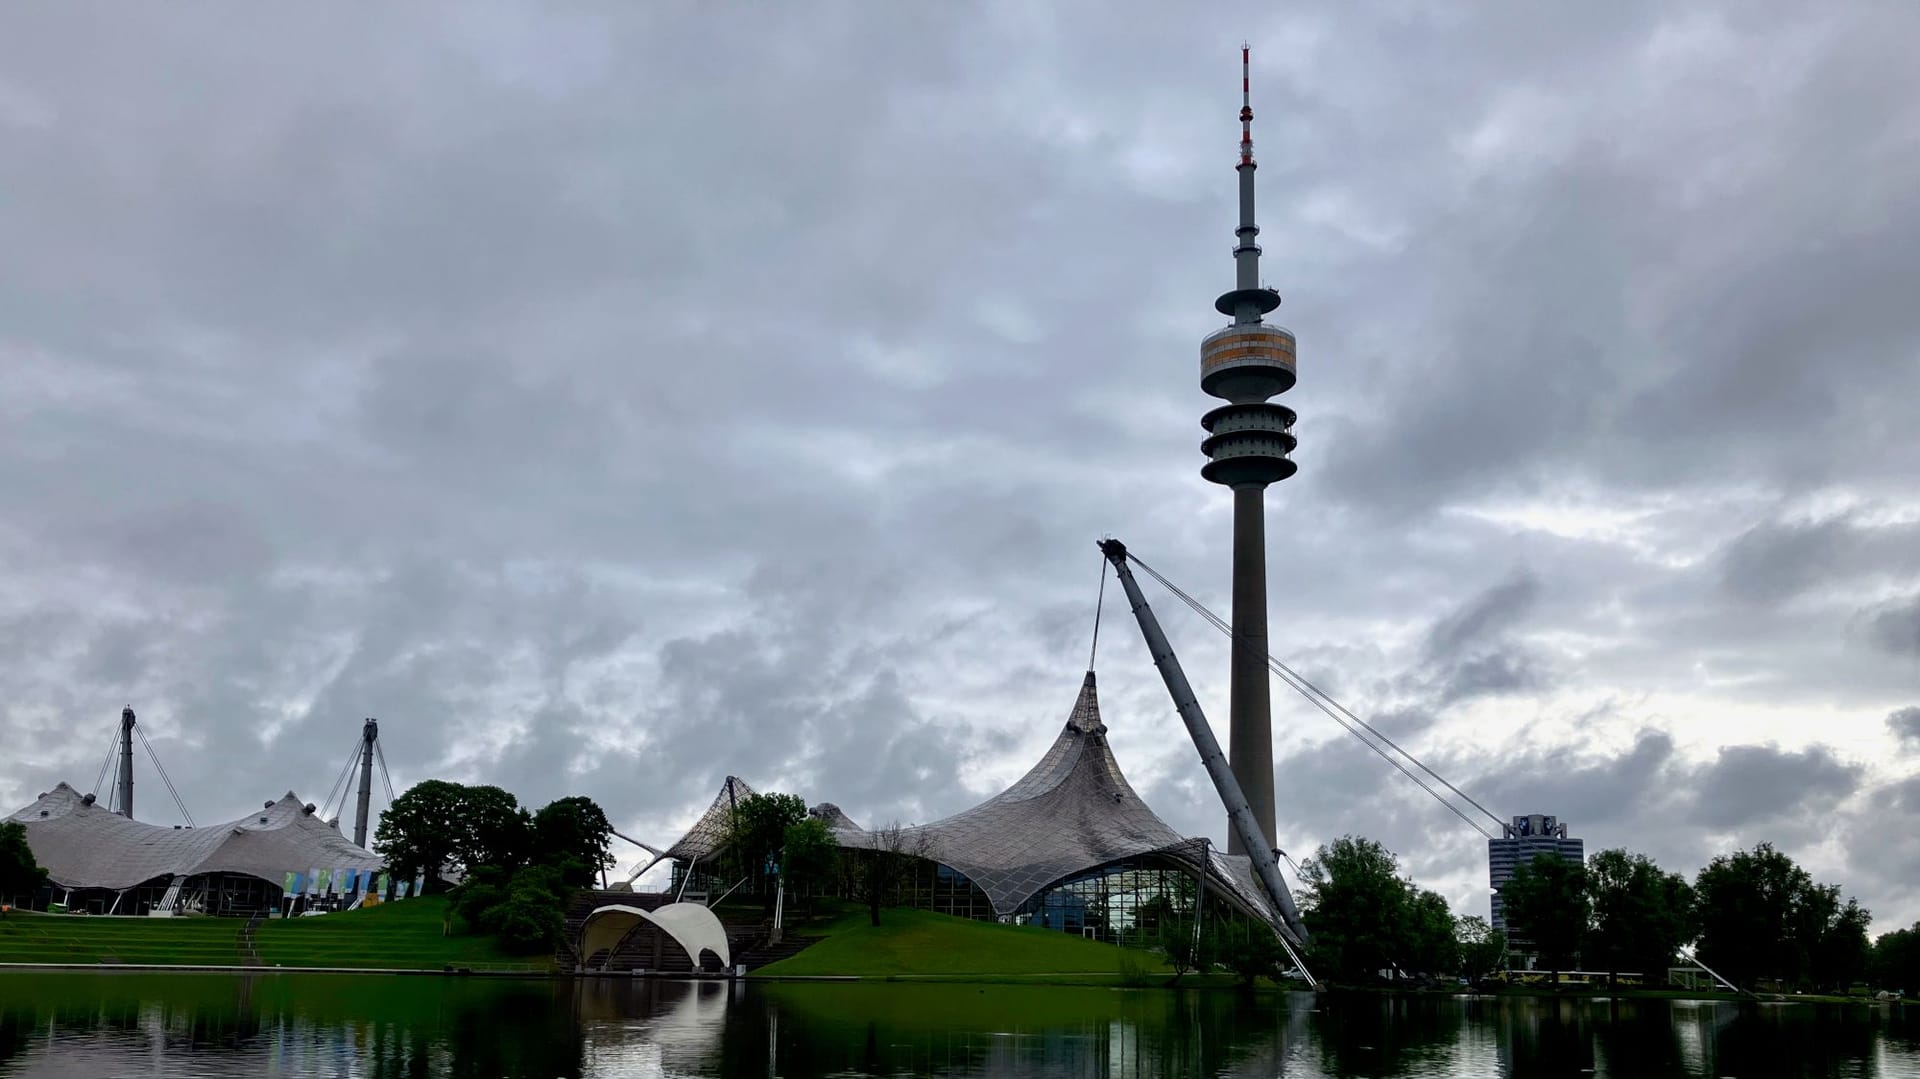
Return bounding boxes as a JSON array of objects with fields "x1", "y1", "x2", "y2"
[
  {"x1": 0, "y1": 909, "x2": 246, "y2": 966},
  {"x1": 753, "y1": 907, "x2": 1179, "y2": 982},
  {"x1": 0, "y1": 898, "x2": 548, "y2": 971},
  {"x1": 256, "y1": 897, "x2": 544, "y2": 970}
]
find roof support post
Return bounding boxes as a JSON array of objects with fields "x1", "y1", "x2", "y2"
[{"x1": 117, "y1": 707, "x2": 135, "y2": 820}]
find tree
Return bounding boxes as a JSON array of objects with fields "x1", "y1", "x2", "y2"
[
  {"x1": 858, "y1": 821, "x2": 928, "y2": 927},
  {"x1": 532, "y1": 796, "x2": 614, "y2": 887},
  {"x1": 780, "y1": 818, "x2": 840, "y2": 897},
  {"x1": 374, "y1": 781, "x2": 533, "y2": 891},
  {"x1": 1502, "y1": 852, "x2": 1589, "y2": 981},
  {"x1": 1871, "y1": 922, "x2": 1920, "y2": 995},
  {"x1": 1456, "y1": 915, "x2": 1507, "y2": 983},
  {"x1": 1586, "y1": 849, "x2": 1694, "y2": 981},
  {"x1": 458, "y1": 785, "x2": 533, "y2": 872},
  {"x1": 1692, "y1": 842, "x2": 1866, "y2": 990},
  {"x1": 1401, "y1": 888, "x2": 1460, "y2": 979},
  {"x1": 1806, "y1": 891, "x2": 1872, "y2": 991},
  {"x1": 722, "y1": 792, "x2": 808, "y2": 898},
  {"x1": 0, "y1": 822, "x2": 48, "y2": 902},
  {"x1": 1298, "y1": 836, "x2": 1413, "y2": 983},
  {"x1": 374, "y1": 780, "x2": 469, "y2": 892},
  {"x1": 1221, "y1": 920, "x2": 1286, "y2": 987}
]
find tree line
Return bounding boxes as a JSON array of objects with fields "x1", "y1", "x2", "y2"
[
  {"x1": 1302, "y1": 834, "x2": 1915, "y2": 995},
  {"x1": 373, "y1": 780, "x2": 615, "y2": 952}
]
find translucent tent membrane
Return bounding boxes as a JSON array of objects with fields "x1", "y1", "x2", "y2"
[{"x1": 8, "y1": 782, "x2": 378, "y2": 891}]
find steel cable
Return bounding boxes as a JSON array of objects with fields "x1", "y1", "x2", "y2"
[{"x1": 1124, "y1": 550, "x2": 1501, "y2": 841}]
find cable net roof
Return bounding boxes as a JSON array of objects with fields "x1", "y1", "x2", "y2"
[
  {"x1": 833, "y1": 671, "x2": 1280, "y2": 924},
  {"x1": 8, "y1": 782, "x2": 380, "y2": 890},
  {"x1": 660, "y1": 775, "x2": 756, "y2": 864}
]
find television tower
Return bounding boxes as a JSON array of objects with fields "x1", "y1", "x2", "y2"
[{"x1": 1199, "y1": 46, "x2": 1296, "y2": 856}]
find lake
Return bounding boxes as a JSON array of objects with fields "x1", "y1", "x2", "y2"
[{"x1": 0, "y1": 973, "x2": 1913, "y2": 1077}]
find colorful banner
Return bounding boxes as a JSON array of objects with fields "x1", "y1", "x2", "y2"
[
  {"x1": 283, "y1": 871, "x2": 298, "y2": 895},
  {"x1": 316, "y1": 868, "x2": 333, "y2": 895},
  {"x1": 395, "y1": 881, "x2": 410, "y2": 900},
  {"x1": 307, "y1": 868, "x2": 322, "y2": 896},
  {"x1": 376, "y1": 872, "x2": 391, "y2": 899},
  {"x1": 412, "y1": 872, "x2": 426, "y2": 897}
]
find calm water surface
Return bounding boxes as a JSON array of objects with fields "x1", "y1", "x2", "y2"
[{"x1": 0, "y1": 973, "x2": 1914, "y2": 1078}]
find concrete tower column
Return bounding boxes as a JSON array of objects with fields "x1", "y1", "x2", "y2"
[{"x1": 1229, "y1": 485, "x2": 1276, "y2": 852}]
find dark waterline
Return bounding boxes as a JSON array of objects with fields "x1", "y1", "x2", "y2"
[{"x1": 0, "y1": 973, "x2": 1914, "y2": 1078}]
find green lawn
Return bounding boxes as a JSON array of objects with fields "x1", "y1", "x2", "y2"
[
  {"x1": 256, "y1": 898, "x2": 545, "y2": 970},
  {"x1": 0, "y1": 898, "x2": 548, "y2": 972},
  {"x1": 0, "y1": 910, "x2": 247, "y2": 966},
  {"x1": 752, "y1": 907, "x2": 1178, "y2": 981}
]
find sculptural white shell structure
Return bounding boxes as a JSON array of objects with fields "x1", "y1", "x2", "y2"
[{"x1": 579, "y1": 902, "x2": 732, "y2": 971}]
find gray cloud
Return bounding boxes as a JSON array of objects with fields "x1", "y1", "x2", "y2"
[
  {"x1": 1866, "y1": 596, "x2": 1920, "y2": 660},
  {"x1": 1889, "y1": 708, "x2": 1920, "y2": 747},
  {"x1": 1424, "y1": 574, "x2": 1541, "y2": 661},
  {"x1": 1, "y1": 3, "x2": 1917, "y2": 930}
]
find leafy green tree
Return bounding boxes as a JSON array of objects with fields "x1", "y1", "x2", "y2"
[
  {"x1": 780, "y1": 817, "x2": 839, "y2": 896},
  {"x1": 722, "y1": 792, "x2": 808, "y2": 896},
  {"x1": 374, "y1": 780, "x2": 469, "y2": 891},
  {"x1": 1586, "y1": 849, "x2": 1694, "y2": 980},
  {"x1": 0, "y1": 822, "x2": 48, "y2": 903},
  {"x1": 1693, "y1": 842, "x2": 1860, "y2": 990},
  {"x1": 458, "y1": 784, "x2": 533, "y2": 872},
  {"x1": 1805, "y1": 891, "x2": 1872, "y2": 991},
  {"x1": 375, "y1": 781, "x2": 533, "y2": 891},
  {"x1": 1871, "y1": 922, "x2": 1920, "y2": 995},
  {"x1": 1456, "y1": 915, "x2": 1506, "y2": 982},
  {"x1": 532, "y1": 796, "x2": 614, "y2": 887},
  {"x1": 1402, "y1": 888, "x2": 1460, "y2": 978},
  {"x1": 1221, "y1": 920, "x2": 1287, "y2": 987},
  {"x1": 1298, "y1": 836, "x2": 1412, "y2": 983},
  {"x1": 1502, "y1": 852, "x2": 1589, "y2": 981}
]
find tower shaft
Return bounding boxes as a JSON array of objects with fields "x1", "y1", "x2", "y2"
[
  {"x1": 117, "y1": 707, "x2": 135, "y2": 819},
  {"x1": 353, "y1": 717, "x2": 378, "y2": 848},
  {"x1": 1228, "y1": 487, "x2": 1277, "y2": 854}
]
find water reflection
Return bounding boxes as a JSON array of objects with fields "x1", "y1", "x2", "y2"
[{"x1": 0, "y1": 973, "x2": 1913, "y2": 1078}]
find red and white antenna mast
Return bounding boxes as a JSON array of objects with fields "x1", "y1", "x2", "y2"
[{"x1": 1239, "y1": 43, "x2": 1255, "y2": 166}]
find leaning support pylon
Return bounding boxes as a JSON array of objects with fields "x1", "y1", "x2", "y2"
[{"x1": 1099, "y1": 538, "x2": 1315, "y2": 985}]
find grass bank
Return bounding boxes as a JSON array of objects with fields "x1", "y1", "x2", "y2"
[
  {"x1": 0, "y1": 898, "x2": 548, "y2": 972},
  {"x1": 753, "y1": 907, "x2": 1252, "y2": 986}
]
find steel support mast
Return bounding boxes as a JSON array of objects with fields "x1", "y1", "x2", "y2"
[
  {"x1": 1099, "y1": 539, "x2": 1314, "y2": 975},
  {"x1": 353, "y1": 717, "x2": 378, "y2": 848},
  {"x1": 117, "y1": 706, "x2": 136, "y2": 819}
]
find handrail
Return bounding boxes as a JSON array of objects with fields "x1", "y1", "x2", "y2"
[{"x1": 1203, "y1": 322, "x2": 1294, "y2": 344}]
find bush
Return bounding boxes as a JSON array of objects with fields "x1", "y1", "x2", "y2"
[{"x1": 493, "y1": 891, "x2": 565, "y2": 953}]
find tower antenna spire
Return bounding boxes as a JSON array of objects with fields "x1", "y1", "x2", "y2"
[{"x1": 1240, "y1": 43, "x2": 1254, "y2": 166}]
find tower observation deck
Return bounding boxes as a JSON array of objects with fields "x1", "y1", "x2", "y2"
[{"x1": 1202, "y1": 47, "x2": 1297, "y2": 857}]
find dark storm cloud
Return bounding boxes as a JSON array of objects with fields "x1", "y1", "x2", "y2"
[
  {"x1": 1866, "y1": 596, "x2": 1920, "y2": 660},
  {"x1": 1424, "y1": 573, "x2": 1541, "y2": 660},
  {"x1": 1889, "y1": 708, "x2": 1920, "y2": 746},
  {"x1": 2, "y1": 2, "x2": 1917, "y2": 926},
  {"x1": 1687, "y1": 744, "x2": 1862, "y2": 830}
]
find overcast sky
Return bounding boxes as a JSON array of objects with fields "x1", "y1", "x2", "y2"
[{"x1": 2, "y1": 3, "x2": 1916, "y2": 931}]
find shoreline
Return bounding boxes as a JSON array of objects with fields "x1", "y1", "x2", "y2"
[{"x1": 1, "y1": 962, "x2": 1907, "y2": 1007}]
